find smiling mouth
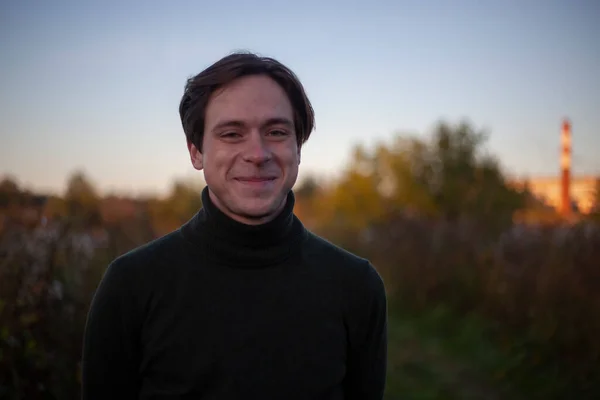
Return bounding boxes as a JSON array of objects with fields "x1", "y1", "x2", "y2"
[{"x1": 235, "y1": 177, "x2": 277, "y2": 183}]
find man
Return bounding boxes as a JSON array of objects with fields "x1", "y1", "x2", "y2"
[{"x1": 81, "y1": 52, "x2": 387, "y2": 399}]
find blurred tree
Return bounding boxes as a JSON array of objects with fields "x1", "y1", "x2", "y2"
[
  {"x1": 373, "y1": 137, "x2": 438, "y2": 217},
  {"x1": 148, "y1": 179, "x2": 203, "y2": 236},
  {"x1": 588, "y1": 179, "x2": 600, "y2": 222},
  {"x1": 168, "y1": 180, "x2": 203, "y2": 222},
  {"x1": 308, "y1": 144, "x2": 388, "y2": 248},
  {"x1": 43, "y1": 196, "x2": 68, "y2": 220},
  {"x1": 293, "y1": 174, "x2": 322, "y2": 227},
  {"x1": 398, "y1": 121, "x2": 526, "y2": 227},
  {"x1": 326, "y1": 168, "x2": 386, "y2": 231},
  {"x1": 311, "y1": 120, "x2": 526, "y2": 237},
  {"x1": 0, "y1": 178, "x2": 22, "y2": 227},
  {"x1": 295, "y1": 175, "x2": 320, "y2": 199},
  {"x1": 0, "y1": 176, "x2": 20, "y2": 207},
  {"x1": 64, "y1": 171, "x2": 101, "y2": 227}
]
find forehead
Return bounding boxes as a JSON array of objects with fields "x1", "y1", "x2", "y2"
[{"x1": 205, "y1": 75, "x2": 293, "y2": 128}]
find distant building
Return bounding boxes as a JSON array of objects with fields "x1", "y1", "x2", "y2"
[{"x1": 510, "y1": 175, "x2": 598, "y2": 214}]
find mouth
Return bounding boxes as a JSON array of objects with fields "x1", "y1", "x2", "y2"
[{"x1": 234, "y1": 177, "x2": 277, "y2": 183}]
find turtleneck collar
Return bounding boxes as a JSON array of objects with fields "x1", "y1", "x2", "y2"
[{"x1": 180, "y1": 186, "x2": 307, "y2": 269}]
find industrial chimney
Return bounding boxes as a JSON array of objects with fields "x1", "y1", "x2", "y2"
[{"x1": 560, "y1": 119, "x2": 572, "y2": 218}]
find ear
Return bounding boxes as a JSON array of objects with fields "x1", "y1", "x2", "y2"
[{"x1": 188, "y1": 141, "x2": 203, "y2": 171}]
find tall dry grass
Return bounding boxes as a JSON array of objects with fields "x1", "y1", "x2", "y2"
[
  {"x1": 0, "y1": 221, "x2": 111, "y2": 399},
  {"x1": 344, "y1": 216, "x2": 600, "y2": 398},
  {"x1": 2, "y1": 209, "x2": 599, "y2": 398}
]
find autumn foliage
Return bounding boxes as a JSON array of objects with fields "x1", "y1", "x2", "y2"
[
  {"x1": 1, "y1": 120, "x2": 599, "y2": 398},
  {"x1": 298, "y1": 120, "x2": 600, "y2": 397}
]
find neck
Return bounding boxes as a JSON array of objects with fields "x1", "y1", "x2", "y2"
[{"x1": 180, "y1": 186, "x2": 306, "y2": 268}]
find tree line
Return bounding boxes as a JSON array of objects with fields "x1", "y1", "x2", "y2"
[{"x1": 1, "y1": 119, "x2": 600, "y2": 399}]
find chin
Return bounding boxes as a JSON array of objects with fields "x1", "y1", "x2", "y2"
[{"x1": 233, "y1": 195, "x2": 286, "y2": 220}]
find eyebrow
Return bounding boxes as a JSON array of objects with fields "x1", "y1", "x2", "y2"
[{"x1": 211, "y1": 117, "x2": 294, "y2": 132}]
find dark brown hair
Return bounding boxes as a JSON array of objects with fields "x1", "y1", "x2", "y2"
[{"x1": 179, "y1": 51, "x2": 315, "y2": 151}]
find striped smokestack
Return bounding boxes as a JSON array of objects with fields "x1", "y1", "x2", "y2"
[{"x1": 560, "y1": 119, "x2": 572, "y2": 217}]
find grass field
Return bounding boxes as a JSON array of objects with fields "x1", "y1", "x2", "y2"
[{"x1": 385, "y1": 306, "x2": 520, "y2": 400}]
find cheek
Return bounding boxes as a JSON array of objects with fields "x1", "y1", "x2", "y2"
[
  {"x1": 204, "y1": 150, "x2": 237, "y2": 179},
  {"x1": 279, "y1": 143, "x2": 300, "y2": 165},
  {"x1": 289, "y1": 152, "x2": 300, "y2": 167},
  {"x1": 280, "y1": 149, "x2": 300, "y2": 179}
]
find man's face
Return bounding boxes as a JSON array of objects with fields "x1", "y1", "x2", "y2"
[{"x1": 188, "y1": 74, "x2": 301, "y2": 225}]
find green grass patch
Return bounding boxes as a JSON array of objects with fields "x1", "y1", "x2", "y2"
[{"x1": 384, "y1": 305, "x2": 519, "y2": 400}]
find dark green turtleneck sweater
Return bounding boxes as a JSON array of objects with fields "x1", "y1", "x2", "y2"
[{"x1": 81, "y1": 187, "x2": 387, "y2": 399}]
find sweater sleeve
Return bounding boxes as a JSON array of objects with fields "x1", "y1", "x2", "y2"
[
  {"x1": 344, "y1": 262, "x2": 388, "y2": 400},
  {"x1": 81, "y1": 259, "x2": 141, "y2": 399}
]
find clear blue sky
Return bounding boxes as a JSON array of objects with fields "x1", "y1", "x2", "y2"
[{"x1": 1, "y1": 0, "x2": 598, "y2": 196}]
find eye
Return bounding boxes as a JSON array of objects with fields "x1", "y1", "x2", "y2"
[
  {"x1": 268, "y1": 130, "x2": 289, "y2": 137},
  {"x1": 221, "y1": 132, "x2": 242, "y2": 139}
]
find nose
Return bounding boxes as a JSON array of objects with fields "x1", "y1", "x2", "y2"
[{"x1": 242, "y1": 132, "x2": 272, "y2": 165}]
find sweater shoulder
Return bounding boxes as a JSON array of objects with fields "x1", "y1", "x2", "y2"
[
  {"x1": 302, "y1": 231, "x2": 382, "y2": 285},
  {"x1": 302, "y1": 231, "x2": 386, "y2": 317},
  {"x1": 94, "y1": 230, "x2": 189, "y2": 311},
  {"x1": 108, "y1": 229, "x2": 185, "y2": 275},
  {"x1": 303, "y1": 231, "x2": 368, "y2": 265}
]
